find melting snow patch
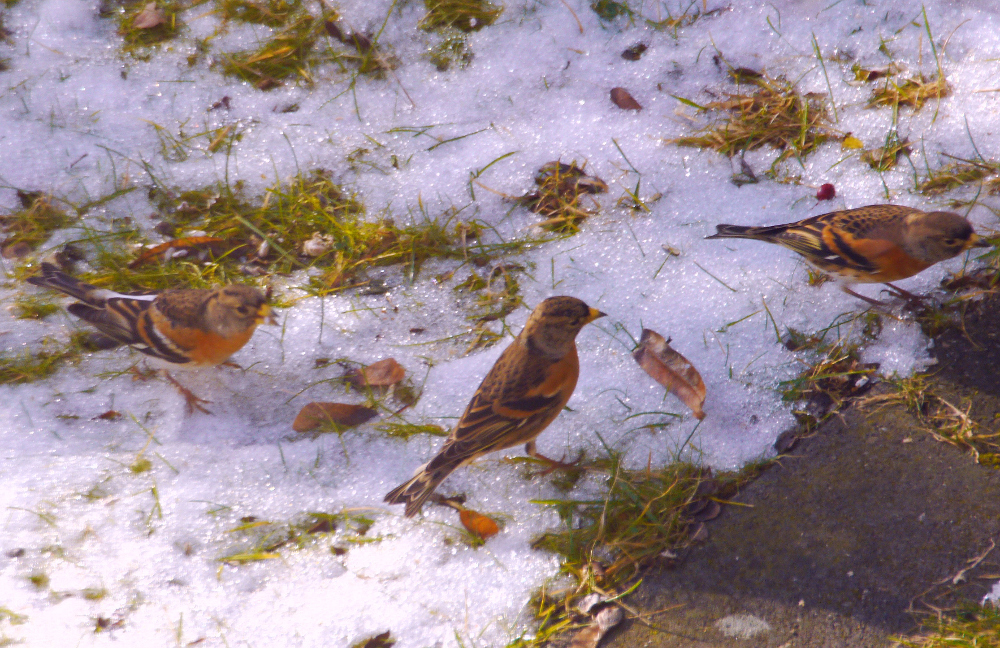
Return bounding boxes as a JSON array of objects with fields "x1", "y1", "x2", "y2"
[{"x1": 714, "y1": 613, "x2": 772, "y2": 639}]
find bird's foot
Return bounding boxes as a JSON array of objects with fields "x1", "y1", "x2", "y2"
[
  {"x1": 161, "y1": 371, "x2": 212, "y2": 415},
  {"x1": 525, "y1": 442, "x2": 585, "y2": 476}
]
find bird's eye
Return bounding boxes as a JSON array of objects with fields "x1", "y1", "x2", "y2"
[{"x1": 236, "y1": 306, "x2": 249, "y2": 315}]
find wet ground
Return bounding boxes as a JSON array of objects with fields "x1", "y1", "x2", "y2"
[{"x1": 604, "y1": 294, "x2": 1000, "y2": 647}]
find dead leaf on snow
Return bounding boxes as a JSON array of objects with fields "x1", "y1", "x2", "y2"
[
  {"x1": 610, "y1": 87, "x2": 642, "y2": 111},
  {"x1": 345, "y1": 358, "x2": 405, "y2": 390},
  {"x1": 633, "y1": 328, "x2": 706, "y2": 419},
  {"x1": 459, "y1": 508, "x2": 500, "y2": 540},
  {"x1": 292, "y1": 402, "x2": 378, "y2": 433},
  {"x1": 133, "y1": 2, "x2": 166, "y2": 29}
]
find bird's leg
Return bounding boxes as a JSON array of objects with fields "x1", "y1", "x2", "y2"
[
  {"x1": 882, "y1": 282, "x2": 926, "y2": 307},
  {"x1": 161, "y1": 370, "x2": 212, "y2": 415},
  {"x1": 840, "y1": 286, "x2": 889, "y2": 309},
  {"x1": 525, "y1": 440, "x2": 582, "y2": 475}
]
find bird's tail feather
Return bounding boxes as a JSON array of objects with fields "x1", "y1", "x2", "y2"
[
  {"x1": 384, "y1": 464, "x2": 455, "y2": 518},
  {"x1": 27, "y1": 263, "x2": 105, "y2": 305},
  {"x1": 705, "y1": 223, "x2": 784, "y2": 240}
]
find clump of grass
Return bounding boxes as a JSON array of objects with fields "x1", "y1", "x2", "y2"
[
  {"x1": 222, "y1": 11, "x2": 330, "y2": 89},
  {"x1": 670, "y1": 72, "x2": 840, "y2": 170},
  {"x1": 374, "y1": 422, "x2": 447, "y2": 440},
  {"x1": 217, "y1": 0, "x2": 300, "y2": 26},
  {"x1": 867, "y1": 74, "x2": 950, "y2": 112},
  {"x1": 863, "y1": 377, "x2": 1000, "y2": 466},
  {"x1": 860, "y1": 131, "x2": 911, "y2": 172},
  {"x1": 515, "y1": 161, "x2": 608, "y2": 233},
  {"x1": 0, "y1": 192, "x2": 72, "y2": 259},
  {"x1": 116, "y1": 0, "x2": 183, "y2": 58},
  {"x1": 895, "y1": 605, "x2": 1000, "y2": 647},
  {"x1": 590, "y1": 0, "x2": 632, "y2": 22},
  {"x1": 11, "y1": 295, "x2": 59, "y2": 320},
  {"x1": 0, "y1": 340, "x2": 82, "y2": 385},
  {"x1": 919, "y1": 158, "x2": 1000, "y2": 196},
  {"x1": 219, "y1": 510, "x2": 377, "y2": 564},
  {"x1": 521, "y1": 451, "x2": 764, "y2": 646},
  {"x1": 419, "y1": 0, "x2": 502, "y2": 32},
  {"x1": 427, "y1": 34, "x2": 473, "y2": 71}
]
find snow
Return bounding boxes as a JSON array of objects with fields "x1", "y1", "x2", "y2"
[{"x1": 1, "y1": 0, "x2": 998, "y2": 645}]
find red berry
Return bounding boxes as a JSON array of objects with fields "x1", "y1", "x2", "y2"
[{"x1": 816, "y1": 183, "x2": 835, "y2": 200}]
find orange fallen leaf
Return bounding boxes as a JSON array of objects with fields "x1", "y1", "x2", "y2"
[
  {"x1": 292, "y1": 402, "x2": 378, "y2": 433},
  {"x1": 459, "y1": 509, "x2": 499, "y2": 540},
  {"x1": 128, "y1": 236, "x2": 226, "y2": 268},
  {"x1": 633, "y1": 328, "x2": 706, "y2": 419},
  {"x1": 345, "y1": 358, "x2": 405, "y2": 390}
]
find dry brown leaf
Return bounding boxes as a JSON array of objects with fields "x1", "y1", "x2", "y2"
[
  {"x1": 292, "y1": 402, "x2": 377, "y2": 433},
  {"x1": 610, "y1": 87, "x2": 642, "y2": 111},
  {"x1": 567, "y1": 604, "x2": 624, "y2": 648},
  {"x1": 633, "y1": 328, "x2": 706, "y2": 419},
  {"x1": 128, "y1": 236, "x2": 226, "y2": 268},
  {"x1": 459, "y1": 509, "x2": 499, "y2": 540},
  {"x1": 345, "y1": 358, "x2": 405, "y2": 390},
  {"x1": 133, "y1": 2, "x2": 166, "y2": 29}
]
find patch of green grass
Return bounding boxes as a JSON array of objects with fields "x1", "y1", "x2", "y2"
[
  {"x1": 222, "y1": 12, "x2": 329, "y2": 89},
  {"x1": 894, "y1": 605, "x2": 1000, "y2": 646},
  {"x1": 0, "y1": 339, "x2": 83, "y2": 385},
  {"x1": 0, "y1": 192, "x2": 72, "y2": 259},
  {"x1": 217, "y1": 0, "x2": 300, "y2": 26},
  {"x1": 219, "y1": 510, "x2": 378, "y2": 564},
  {"x1": 12, "y1": 295, "x2": 59, "y2": 320},
  {"x1": 669, "y1": 72, "x2": 840, "y2": 171},
  {"x1": 419, "y1": 0, "x2": 502, "y2": 32},
  {"x1": 518, "y1": 451, "x2": 765, "y2": 646},
  {"x1": 117, "y1": 0, "x2": 183, "y2": 58},
  {"x1": 26, "y1": 572, "x2": 48, "y2": 589}
]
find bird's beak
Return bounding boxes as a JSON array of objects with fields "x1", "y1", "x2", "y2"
[
  {"x1": 969, "y1": 234, "x2": 992, "y2": 249},
  {"x1": 586, "y1": 307, "x2": 607, "y2": 323},
  {"x1": 257, "y1": 304, "x2": 278, "y2": 325}
]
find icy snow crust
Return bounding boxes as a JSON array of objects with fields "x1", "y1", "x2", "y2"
[{"x1": 0, "y1": 0, "x2": 996, "y2": 645}]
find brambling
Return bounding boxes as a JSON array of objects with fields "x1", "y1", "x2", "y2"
[
  {"x1": 385, "y1": 296, "x2": 605, "y2": 517},
  {"x1": 706, "y1": 205, "x2": 989, "y2": 303},
  {"x1": 27, "y1": 262, "x2": 274, "y2": 412}
]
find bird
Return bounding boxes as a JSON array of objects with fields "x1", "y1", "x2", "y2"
[
  {"x1": 27, "y1": 262, "x2": 274, "y2": 412},
  {"x1": 384, "y1": 296, "x2": 605, "y2": 517},
  {"x1": 706, "y1": 205, "x2": 990, "y2": 304}
]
